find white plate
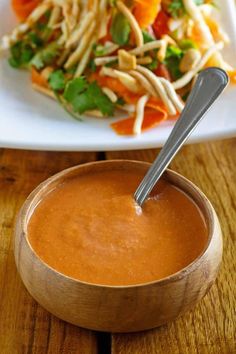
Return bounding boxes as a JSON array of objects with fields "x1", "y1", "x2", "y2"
[{"x1": 0, "y1": 0, "x2": 236, "y2": 151}]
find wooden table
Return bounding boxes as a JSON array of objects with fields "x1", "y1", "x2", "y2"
[{"x1": 0, "y1": 139, "x2": 235, "y2": 354}]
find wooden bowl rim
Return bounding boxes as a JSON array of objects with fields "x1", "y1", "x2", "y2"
[{"x1": 18, "y1": 159, "x2": 219, "y2": 289}]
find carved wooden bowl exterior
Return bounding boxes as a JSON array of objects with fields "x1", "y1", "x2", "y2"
[{"x1": 14, "y1": 160, "x2": 223, "y2": 333}]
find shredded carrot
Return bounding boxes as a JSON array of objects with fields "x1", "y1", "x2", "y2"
[
  {"x1": 90, "y1": 72, "x2": 134, "y2": 97},
  {"x1": 111, "y1": 108, "x2": 167, "y2": 135},
  {"x1": 91, "y1": 71, "x2": 171, "y2": 135},
  {"x1": 122, "y1": 91, "x2": 144, "y2": 104},
  {"x1": 228, "y1": 70, "x2": 236, "y2": 84},
  {"x1": 147, "y1": 97, "x2": 167, "y2": 110},
  {"x1": 133, "y1": 0, "x2": 161, "y2": 29},
  {"x1": 31, "y1": 67, "x2": 48, "y2": 88},
  {"x1": 205, "y1": 17, "x2": 218, "y2": 34},
  {"x1": 204, "y1": 16, "x2": 227, "y2": 44},
  {"x1": 12, "y1": 0, "x2": 40, "y2": 20},
  {"x1": 190, "y1": 24, "x2": 209, "y2": 50}
]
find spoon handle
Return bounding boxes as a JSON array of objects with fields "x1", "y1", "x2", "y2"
[{"x1": 134, "y1": 67, "x2": 228, "y2": 206}]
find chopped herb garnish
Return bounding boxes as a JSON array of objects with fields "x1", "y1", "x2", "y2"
[
  {"x1": 41, "y1": 27, "x2": 53, "y2": 42},
  {"x1": 31, "y1": 42, "x2": 59, "y2": 70},
  {"x1": 88, "y1": 82, "x2": 114, "y2": 116},
  {"x1": 28, "y1": 32, "x2": 43, "y2": 48},
  {"x1": 93, "y1": 44, "x2": 107, "y2": 57},
  {"x1": 64, "y1": 77, "x2": 88, "y2": 104},
  {"x1": 71, "y1": 91, "x2": 97, "y2": 113},
  {"x1": 54, "y1": 91, "x2": 83, "y2": 121},
  {"x1": 164, "y1": 45, "x2": 183, "y2": 80},
  {"x1": 63, "y1": 78, "x2": 114, "y2": 116},
  {"x1": 48, "y1": 70, "x2": 66, "y2": 91},
  {"x1": 179, "y1": 39, "x2": 198, "y2": 50},
  {"x1": 166, "y1": 45, "x2": 183, "y2": 59},
  {"x1": 194, "y1": 0, "x2": 204, "y2": 5},
  {"x1": 105, "y1": 59, "x2": 118, "y2": 67},
  {"x1": 88, "y1": 59, "x2": 97, "y2": 72},
  {"x1": 146, "y1": 58, "x2": 158, "y2": 70},
  {"x1": 44, "y1": 9, "x2": 51, "y2": 20},
  {"x1": 142, "y1": 30, "x2": 155, "y2": 44},
  {"x1": 165, "y1": 58, "x2": 182, "y2": 80},
  {"x1": 168, "y1": 0, "x2": 185, "y2": 18},
  {"x1": 168, "y1": 0, "x2": 205, "y2": 18},
  {"x1": 66, "y1": 66, "x2": 77, "y2": 75},
  {"x1": 116, "y1": 97, "x2": 125, "y2": 106},
  {"x1": 35, "y1": 21, "x2": 53, "y2": 42},
  {"x1": 9, "y1": 41, "x2": 34, "y2": 68},
  {"x1": 110, "y1": 13, "x2": 131, "y2": 46},
  {"x1": 36, "y1": 22, "x2": 47, "y2": 31},
  {"x1": 31, "y1": 55, "x2": 44, "y2": 69}
]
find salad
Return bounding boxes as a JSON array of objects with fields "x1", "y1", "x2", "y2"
[{"x1": 0, "y1": 0, "x2": 235, "y2": 135}]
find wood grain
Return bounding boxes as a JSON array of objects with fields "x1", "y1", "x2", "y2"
[
  {"x1": 0, "y1": 149, "x2": 98, "y2": 354},
  {"x1": 107, "y1": 139, "x2": 236, "y2": 354},
  {"x1": 0, "y1": 138, "x2": 235, "y2": 353}
]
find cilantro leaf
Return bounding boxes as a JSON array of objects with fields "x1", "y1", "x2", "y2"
[
  {"x1": 34, "y1": 22, "x2": 53, "y2": 41},
  {"x1": 165, "y1": 57, "x2": 182, "y2": 80},
  {"x1": 63, "y1": 79, "x2": 114, "y2": 116},
  {"x1": 27, "y1": 32, "x2": 43, "y2": 48},
  {"x1": 88, "y1": 59, "x2": 96, "y2": 72},
  {"x1": 44, "y1": 9, "x2": 51, "y2": 21},
  {"x1": 142, "y1": 30, "x2": 155, "y2": 44},
  {"x1": 54, "y1": 92, "x2": 83, "y2": 121},
  {"x1": 66, "y1": 66, "x2": 77, "y2": 75},
  {"x1": 88, "y1": 82, "x2": 114, "y2": 116},
  {"x1": 72, "y1": 92, "x2": 97, "y2": 113},
  {"x1": 9, "y1": 41, "x2": 34, "y2": 68},
  {"x1": 31, "y1": 55, "x2": 44, "y2": 69},
  {"x1": 168, "y1": 0, "x2": 185, "y2": 18},
  {"x1": 168, "y1": 0, "x2": 204, "y2": 18},
  {"x1": 41, "y1": 27, "x2": 53, "y2": 41},
  {"x1": 164, "y1": 45, "x2": 183, "y2": 80},
  {"x1": 48, "y1": 70, "x2": 66, "y2": 91},
  {"x1": 116, "y1": 97, "x2": 125, "y2": 105},
  {"x1": 63, "y1": 77, "x2": 88, "y2": 103},
  {"x1": 36, "y1": 22, "x2": 47, "y2": 31},
  {"x1": 165, "y1": 45, "x2": 183, "y2": 59},
  {"x1": 110, "y1": 13, "x2": 131, "y2": 45},
  {"x1": 146, "y1": 58, "x2": 158, "y2": 70},
  {"x1": 31, "y1": 42, "x2": 59, "y2": 70},
  {"x1": 179, "y1": 39, "x2": 197, "y2": 50},
  {"x1": 93, "y1": 44, "x2": 107, "y2": 57},
  {"x1": 105, "y1": 59, "x2": 118, "y2": 67}
]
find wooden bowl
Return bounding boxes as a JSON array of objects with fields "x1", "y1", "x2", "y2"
[{"x1": 14, "y1": 160, "x2": 222, "y2": 333}]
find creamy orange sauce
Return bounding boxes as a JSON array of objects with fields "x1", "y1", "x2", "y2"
[{"x1": 28, "y1": 169, "x2": 208, "y2": 286}]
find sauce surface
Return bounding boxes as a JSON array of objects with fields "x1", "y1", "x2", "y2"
[{"x1": 28, "y1": 169, "x2": 208, "y2": 285}]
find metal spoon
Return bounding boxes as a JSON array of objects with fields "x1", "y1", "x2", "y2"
[{"x1": 134, "y1": 67, "x2": 229, "y2": 207}]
